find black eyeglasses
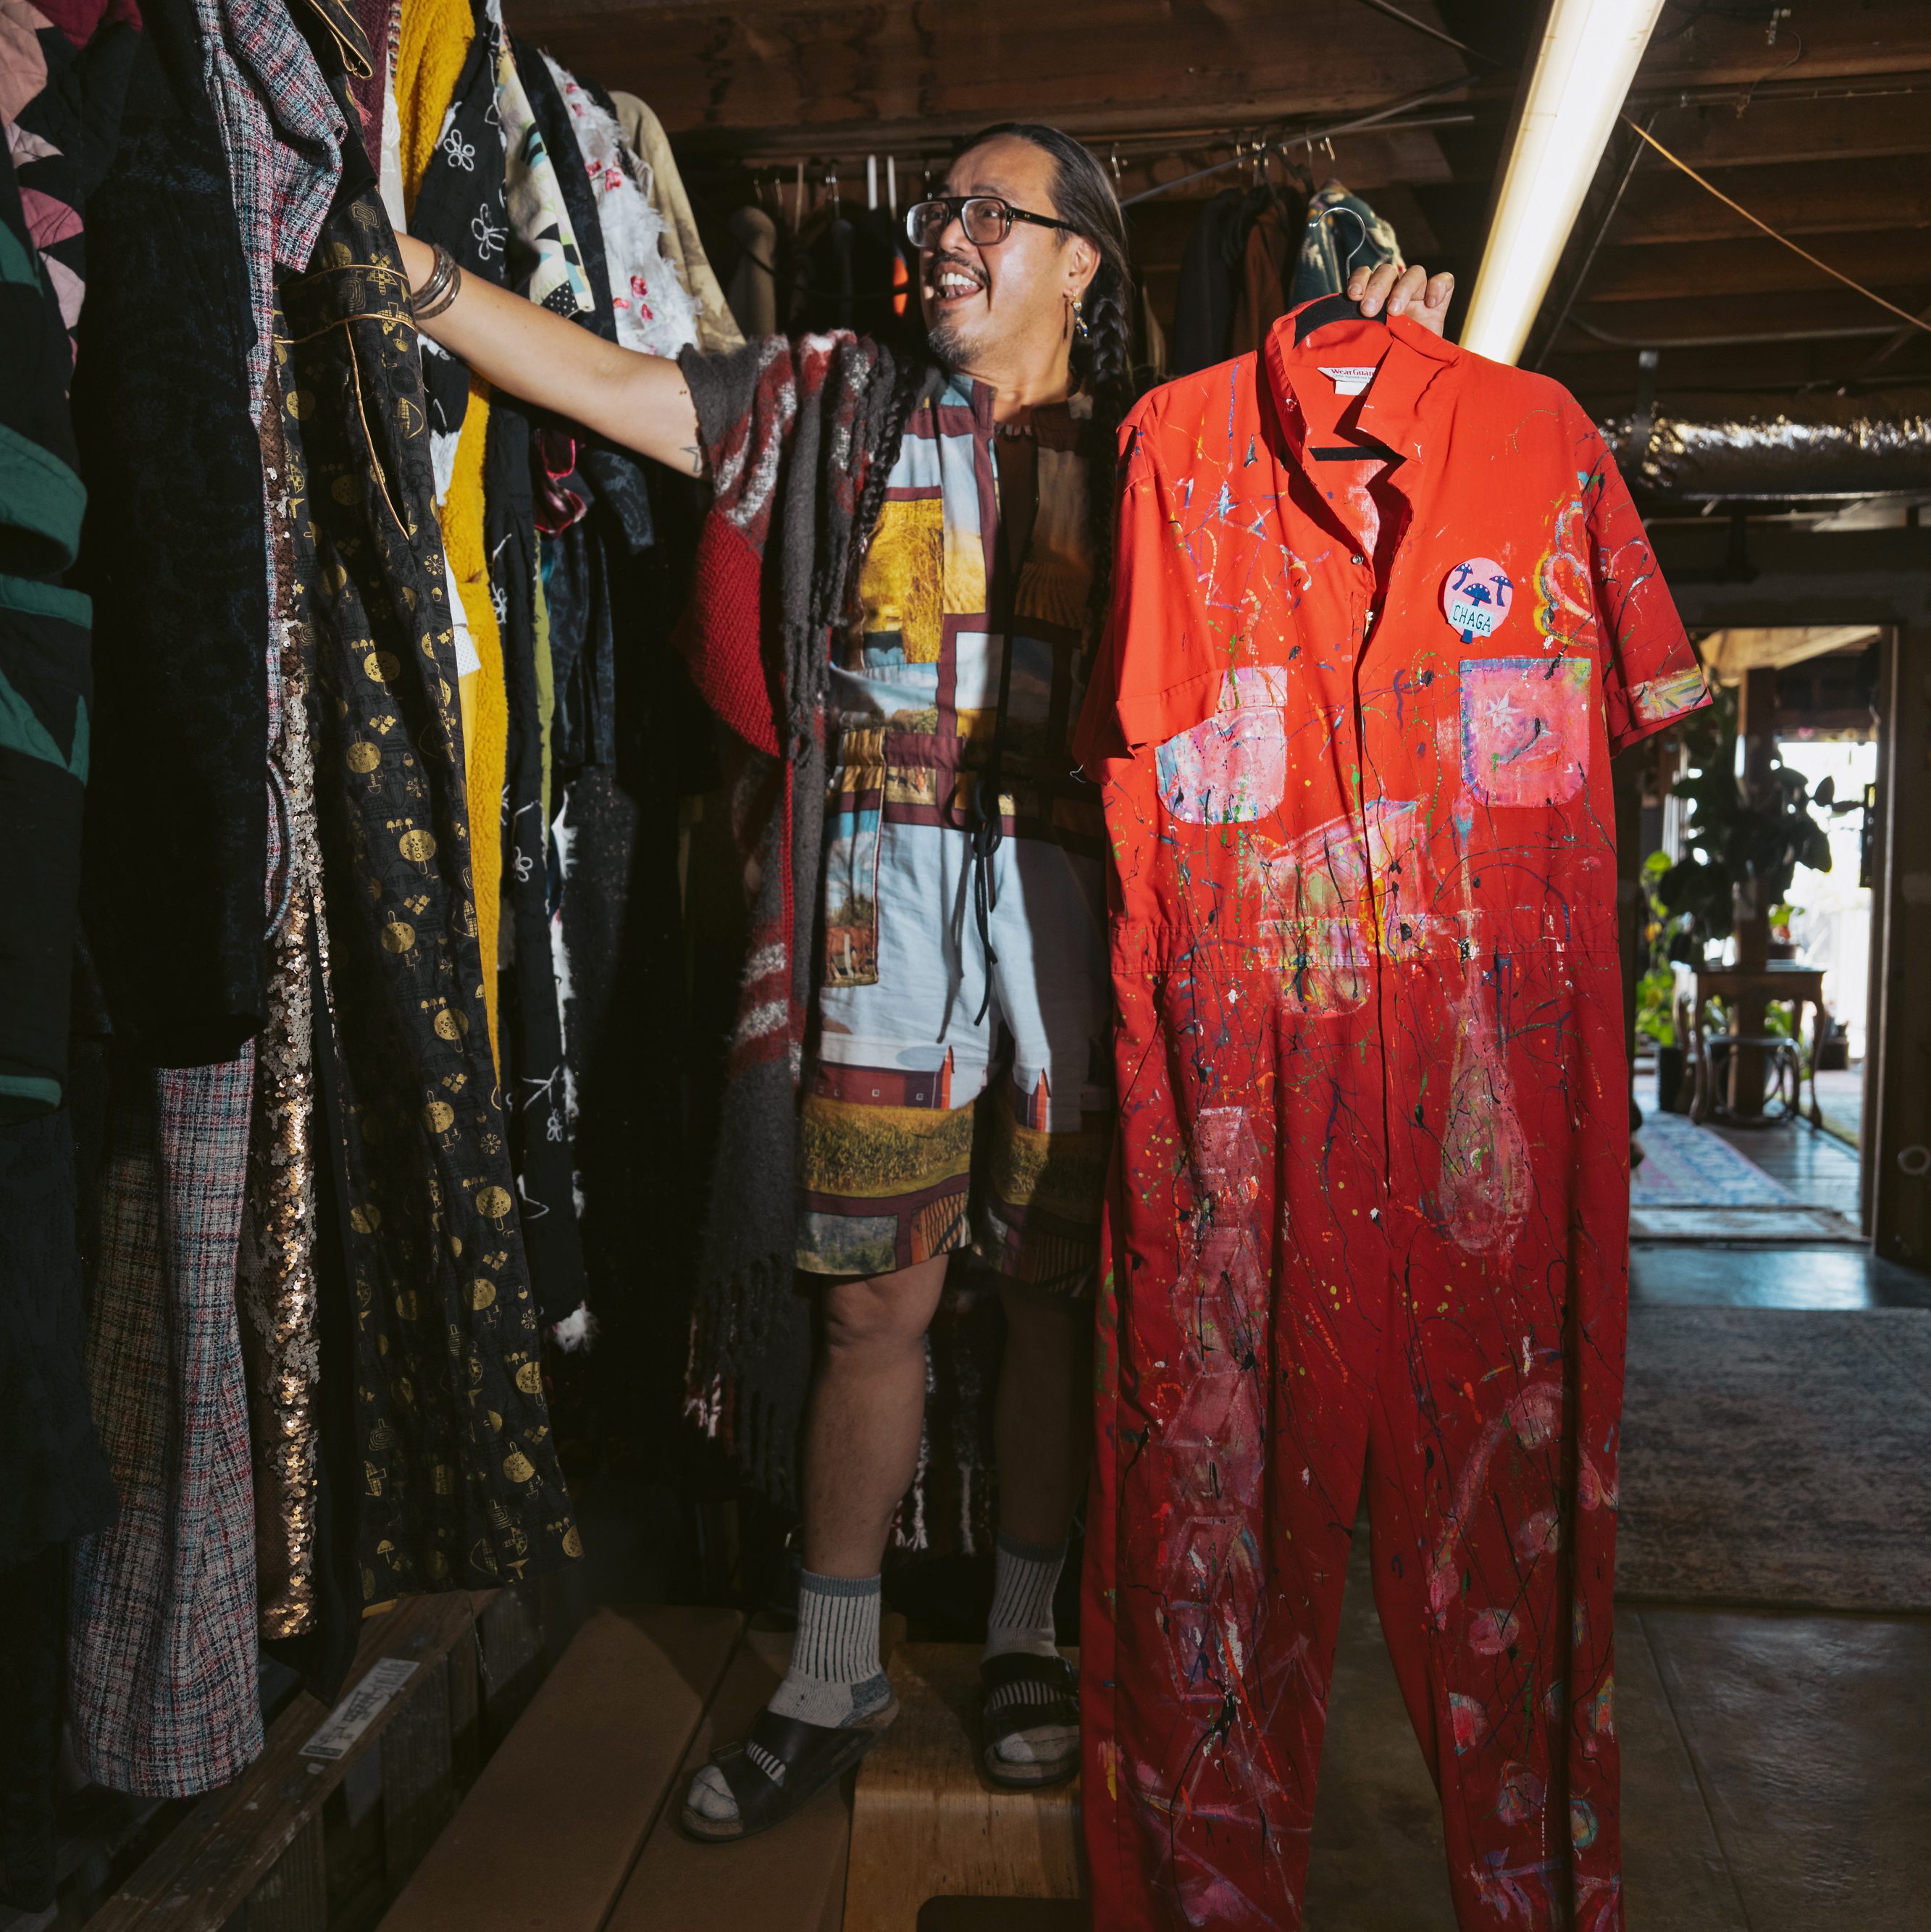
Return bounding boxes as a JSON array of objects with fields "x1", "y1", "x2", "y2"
[{"x1": 905, "y1": 195, "x2": 1076, "y2": 250}]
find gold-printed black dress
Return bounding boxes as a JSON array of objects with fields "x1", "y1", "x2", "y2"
[{"x1": 280, "y1": 169, "x2": 579, "y2": 1599}]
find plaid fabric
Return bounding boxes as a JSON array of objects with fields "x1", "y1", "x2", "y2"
[
  {"x1": 69, "y1": 1054, "x2": 263, "y2": 1797},
  {"x1": 190, "y1": 0, "x2": 346, "y2": 409}
]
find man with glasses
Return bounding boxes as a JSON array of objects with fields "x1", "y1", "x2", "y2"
[{"x1": 397, "y1": 122, "x2": 1451, "y2": 1841}]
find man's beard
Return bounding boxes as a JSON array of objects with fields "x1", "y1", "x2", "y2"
[
  {"x1": 926, "y1": 311, "x2": 973, "y2": 371},
  {"x1": 922, "y1": 254, "x2": 986, "y2": 370}
]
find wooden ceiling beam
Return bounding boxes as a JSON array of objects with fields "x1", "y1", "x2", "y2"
[
  {"x1": 1607, "y1": 155, "x2": 1931, "y2": 247},
  {"x1": 1630, "y1": 3, "x2": 1931, "y2": 88},
  {"x1": 1549, "y1": 337, "x2": 1931, "y2": 400},
  {"x1": 1628, "y1": 86, "x2": 1931, "y2": 169},
  {"x1": 1580, "y1": 229, "x2": 1931, "y2": 303},
  {"x1": 506, "y1": 0, "x2": 1471, "y2": 149},
  {"x1": 1560, "y1": 285, "x2": 1931, "y2": 344}
]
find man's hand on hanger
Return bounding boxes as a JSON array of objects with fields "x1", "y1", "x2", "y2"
[{"x1": 1347, "y1": 262, "x2": 1454, "y2": 337}]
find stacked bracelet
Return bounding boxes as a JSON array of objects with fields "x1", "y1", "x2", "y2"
[{"x1": 411, "y1": 243, "x2": 463, "y2": 322}]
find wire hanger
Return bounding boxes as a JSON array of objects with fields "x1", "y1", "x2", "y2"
[{"x1": 1322, "y1": 201, "x2": 1370, "y2": 274}]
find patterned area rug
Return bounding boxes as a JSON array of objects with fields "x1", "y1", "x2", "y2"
[
  {"x1": 1630, "y1": 1205, "x2": 1861, "y2": 1242},
  {"x1": 1619, "y1": 1306, "x2": 1931, "y2": 1612},
  {"x1": 1630, "y1": 1110, "x2": 1793, "y2": 1206}
]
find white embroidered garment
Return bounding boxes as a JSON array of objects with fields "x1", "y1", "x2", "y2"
[{"x1": 541, "y1": 54, "x2": 698, "y2": 359}]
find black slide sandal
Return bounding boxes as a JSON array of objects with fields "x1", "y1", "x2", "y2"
[
  {"x1": 980, "y1": 1652, "x2": 1080, "y2": 1790},
  {"x1": 679, "y1": 1698, "x2": 899, "y2": 1843}
]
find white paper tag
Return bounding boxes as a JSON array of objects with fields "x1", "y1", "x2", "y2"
[
  {"x1": 1319, "y1": 364, "x2": 1378, "y2": 396},
  {"x1": 300, "y1": 1658, "x2": 419, "y2": 1761}
]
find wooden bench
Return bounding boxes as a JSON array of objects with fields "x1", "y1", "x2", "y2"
[
  {"x1": 85, "y1": 1590, "x2": 487, "y2": 1932},
  {"x1": 377, "y1": 1604, "x2": 744, "y2": 1932},
  {"x1": 604, "y1": 1622, "x2": 862, "y2": 1932},
  {"x1": 80, "y1": 1610, "x2": 1087, "y2": 1932}
]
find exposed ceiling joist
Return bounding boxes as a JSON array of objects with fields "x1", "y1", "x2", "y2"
[
  {"x1": 1701, "y1": 626, "x2": 1881, "y2": 687},
  {"x1": 516, "y1": 0, "x2": 1473, "y2": 152},
  {"x1": 1579, "y1": 230, "x2": 1931, "y2": 303},
  {"x1": 1626, "y1": 86, "x2": 1931, "y2": 169},
  {"x1": 1609, "y1": 156, "x2": 1931, "y2": 246},
  {"x1": 1630, "y1": 1, "x2": 1931, "y2": 88}
]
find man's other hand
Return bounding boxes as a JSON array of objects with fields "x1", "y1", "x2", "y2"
[{"x1": 1347, "y1": 262, "x2": 1454, "y2": 337}]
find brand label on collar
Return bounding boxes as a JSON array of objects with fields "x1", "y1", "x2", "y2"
[
  {"x1": 1319, "y1": 364, "x2": 1378, "y2": 396},
  {"x1": 1442, "y1": 558, "x2": 1515, "y2": 641}
]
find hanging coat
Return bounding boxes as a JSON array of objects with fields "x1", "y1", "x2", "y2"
[{"x1": 71, "y1": 0, "x2": 268, "y2": 1067}]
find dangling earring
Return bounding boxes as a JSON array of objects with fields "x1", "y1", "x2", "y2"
[{"x1": 1069, "y1": 294, "x2": 1090, "y2": 341}]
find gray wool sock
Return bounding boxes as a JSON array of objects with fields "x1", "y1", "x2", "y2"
[
  {"x1": 767, "y1": 1570, "x2": 892, "y2": 1728},
  {"x1": 983, "y1": 1532, "x2": 1067, "y2": 1662},
  {"x1": 981, "y1": 1533, "x2": 1076, "y2": 1772},
  {"x1": 687, "y1": 1570, "x2": 892, "y2": 1826}
]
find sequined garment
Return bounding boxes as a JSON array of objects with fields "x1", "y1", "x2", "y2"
[
  {"x1": 280, "y1": 160, "x2": 579, "y2": 1597},
  {"x1": 235, "y1": 361, "x2": 324, "y2": 1639}
]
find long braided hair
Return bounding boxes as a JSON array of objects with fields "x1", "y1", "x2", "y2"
[{"x1": 848, "y1": 122, "x2": 1139, "y2": 631}]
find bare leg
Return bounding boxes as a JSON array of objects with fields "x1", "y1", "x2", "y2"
[
  {"x1": 685, "y1": 1255, "x2": 950, "y2": 1831},
  {"x1": 800, "y1": 1255, "x2": 951, "y2": 1575},
  {"x1": 994, "y1": 1285, "x2": 1093, "y2": 1546}
]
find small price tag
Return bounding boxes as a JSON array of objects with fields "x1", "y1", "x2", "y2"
[
  {"x1": 1442, "y1": 557, "x2": 1515, "y2": 642},
  {"x1": 299, "y1": 1658, "x2": 419, "y2": 1762}
]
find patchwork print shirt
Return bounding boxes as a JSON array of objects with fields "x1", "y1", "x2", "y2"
[{"x1": 833, "y1": 372, "x2": 1105, "y2": 856}]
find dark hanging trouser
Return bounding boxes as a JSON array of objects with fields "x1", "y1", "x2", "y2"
[{"x1": 485, "y1": 397, "x2": 585, "y2": 1326}]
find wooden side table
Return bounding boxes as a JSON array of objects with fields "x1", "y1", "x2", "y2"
[{"x1": 1688, "y1": 963, "x2": 1828, "y2": 1128}]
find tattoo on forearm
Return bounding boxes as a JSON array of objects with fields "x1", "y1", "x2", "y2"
[{"x1": 683, "y1": 443, "x2": 705, "y2": 479}]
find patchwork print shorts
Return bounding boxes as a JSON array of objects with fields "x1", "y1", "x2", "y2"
[{"x1": 797, "y1": 817, "x2": 1112, "y2": 1297}]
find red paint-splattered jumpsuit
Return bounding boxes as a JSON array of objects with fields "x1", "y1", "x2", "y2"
[{"x1": 1072, "y1": 306, "x2": 1709, "y2": 1932}]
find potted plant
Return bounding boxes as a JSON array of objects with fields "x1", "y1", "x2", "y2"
[
  {"x1": 1637, "y1": 852, "x2": 1686, "y2": 1109},
  {"x1": 1651, "y1": 687, "x2": 1835, "y2": 969},
  {"x1": 1767, "y1": 900, "x2": 1800, "y2": 961}
]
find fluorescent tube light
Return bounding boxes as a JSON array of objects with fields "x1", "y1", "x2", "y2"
[{"x1": 1461, "y1": 0, "x2": 1667, "y2": 365}]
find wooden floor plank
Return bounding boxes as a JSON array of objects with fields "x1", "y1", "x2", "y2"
[
  {"x1": 375, "y1": 1605, "x2": 742, "y2": 1932},
  {"x1": 843, "y1": 1644, "x2": 1081, "y2": 1932},
  {"x1": 609, "y1": 1623, "x2": 866, "y2": 1932}
]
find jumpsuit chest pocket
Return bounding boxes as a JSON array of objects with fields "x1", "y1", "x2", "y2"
[
  {"x1": 1457, "y1": 653, "x2": 1596, "y2": 808},
  {"x1": 1153, "y1": 666, "x2": 1294, "y2": 825}
]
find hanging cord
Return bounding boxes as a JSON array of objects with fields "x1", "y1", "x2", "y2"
[
  {"x1": 1623, "y1": 118, "x2": 1931, "y2": 338},
  {"x1": 967, "y1": 430, "x2": 1027, "y2": 1027},
  {"x1": 1346, "y1": 0, "x2": 1503, "y2": 64}
]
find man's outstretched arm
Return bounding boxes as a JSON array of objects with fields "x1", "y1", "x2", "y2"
[{"x1": 396, "y1": 232, "x2": 707, "y2": 474}]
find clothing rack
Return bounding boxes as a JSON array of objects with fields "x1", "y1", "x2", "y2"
[
  {"x1": 676, "y1": 75, "x2": 1479, "y2": 206},
  {"x1": 1118, "y1": 75, "x2": 1478, "y2": 206}
]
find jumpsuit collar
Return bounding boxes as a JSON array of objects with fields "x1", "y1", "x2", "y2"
[{"x1": 1262, "y1": 300, "x2": 1457, "y2": 470}]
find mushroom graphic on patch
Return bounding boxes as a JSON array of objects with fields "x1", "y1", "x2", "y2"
[{"x1": 1442, "y1": 557, "x2": 1515, "y2": 643}]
